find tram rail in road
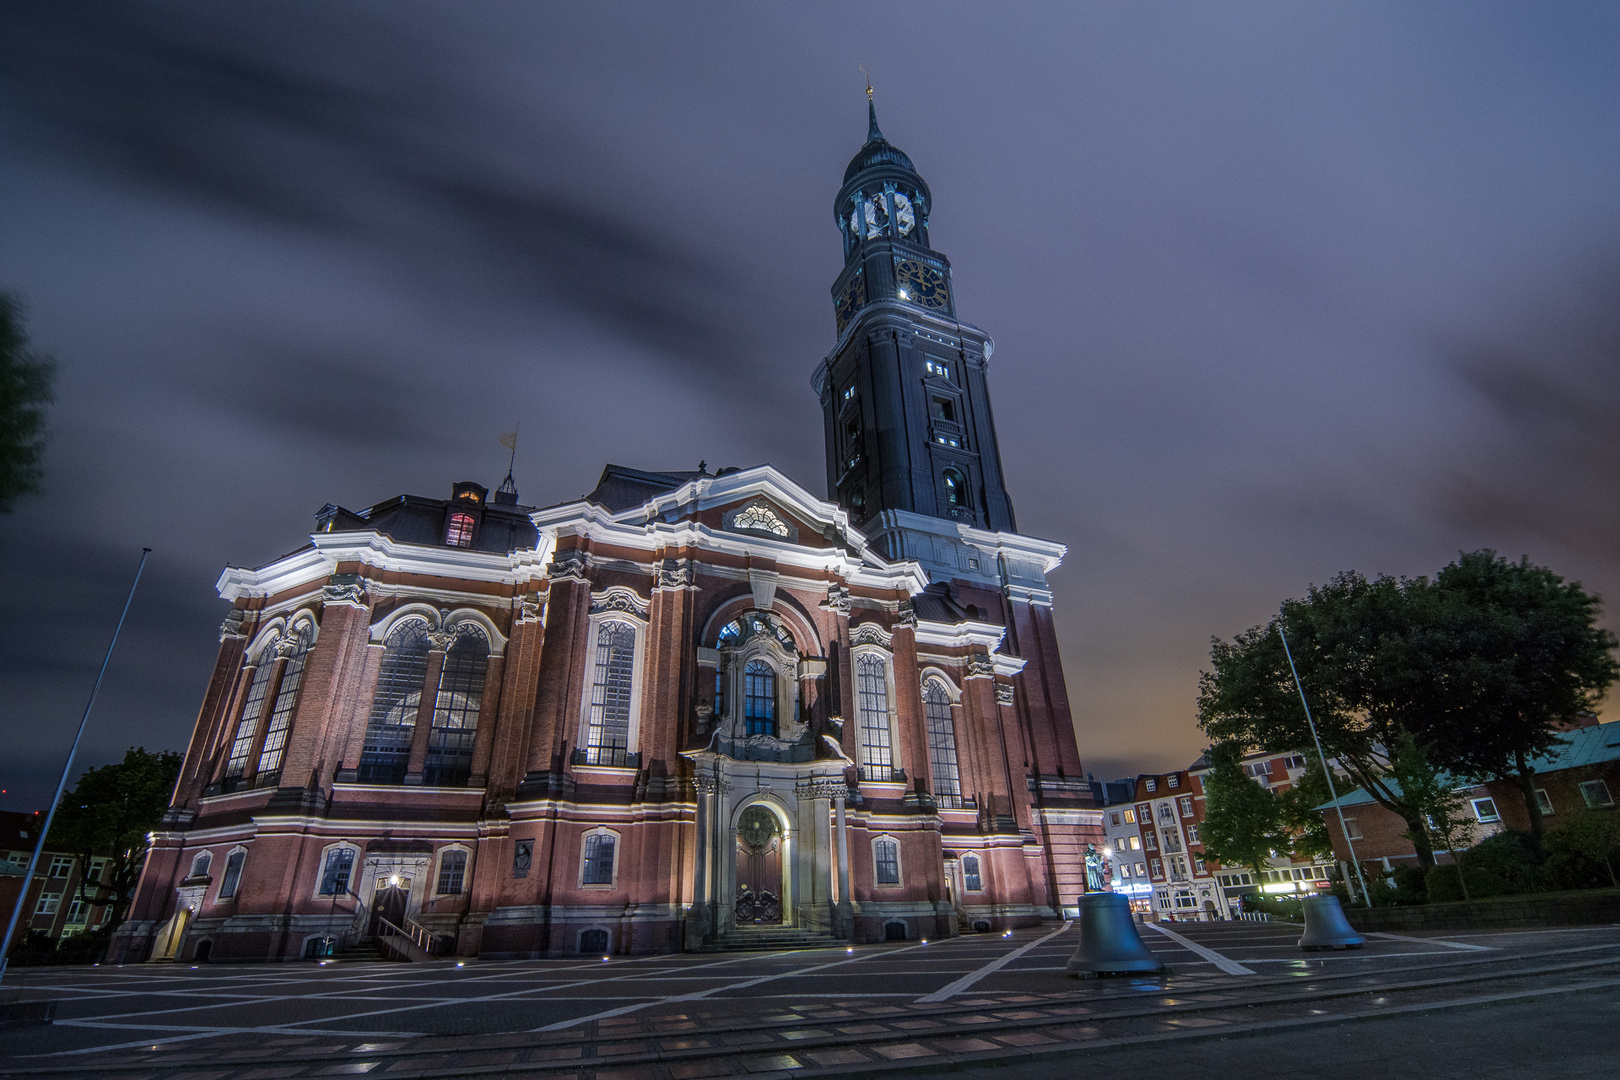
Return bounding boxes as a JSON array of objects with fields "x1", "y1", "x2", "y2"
[{"x1": 3, "y1": 922, "x2": 1618, "y2": 1079}]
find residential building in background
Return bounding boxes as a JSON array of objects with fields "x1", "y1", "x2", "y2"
[{"x1": 0, "y1": 810, "x2": 115, "y2": 948}]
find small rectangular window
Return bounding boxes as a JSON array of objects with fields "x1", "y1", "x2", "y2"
[
  {"x1": 1144, "y1": 779, "x2": 1157, "y2": 793},
  {"x1": 218, "y1": 851, "x2": 246, "y2": 900},
  {"x1": 65, "y1": 899, "x2": 88, "y2": 924},
  {"x1": 1343, "y1": 817, "x2": 1362, "y2": 840},
  {"x1": 874, "y1": 838, "x2": 900, "y2": 885},
  {"x1": 318, "y1": 848, "x2": 355, "y2": 897},
  {"x1": 842, "y1": 384, "x2": 856, "y2": 403},
  {"x1": 1143, "y1": 832, "x2": 1157, "y2": 851},
  {"x1": 1129, "y1": 835, "x2": 1141, "y2": 851},
  {"x1": 437, "y1": 850, "x2": 467, "y2": 895},
  {"x1": 1110, "y1": 812, "x2": 1121, "y2": 827},
  {"x1": 1135, "y1": 862, "x2": 1146, "y2": 875},
  {"x1": 962, "y1": 855, "x2": 982, "y2": 891},
  {"x1": 925, "y1": 359, "x2": 951, "y2": 381},
  {"x1": 1114, "y1": 838, "x2": 1126, "y2": 852},
  {"x1": 35, "y1": 895, "x2": 59, "y2": 916},
  {"x1": 1187, "y1": 823, "x2": 1201, "y2": 844},
  {"x1": 1535, "y1": 788, "x2": 1554, "y2": 815},
  {"x1": 1124, "y1": 809, "x2": 1137, "y2": 824},
  {"x1": 1179, "y1": 797, "x2": 1194, "y2": 817},
  {"x1": 445, "y1": 511, "x2": 475, "y2": 548},
  {"x1": 1149, "y1": 858, "x2": 1162, "y2": 878},
  {"x1": 1580, "y1": 780, "x2": 1614, "y2": 808},
  {"x1": 582, "y1": 834, "x2": 616, "y2": 886},
  {"x1": 1471, "y1": 798, "x2": 1500, "y2": 823},
  {"x1": 48, "y1": 856, "x2": 73, "y2": 878},
  {"x1": 1167, "y1": 775, "x2": 1179, "y2": 789}
]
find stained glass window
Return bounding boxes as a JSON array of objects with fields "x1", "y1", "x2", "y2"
[
  {"x1": 744, "y1": 659, "x2": 776, "y2": 737},
  {"x1": 256, "y1": 625, "x2": 313, "y2": 777},
  {"x1": 855, "y1": 654, "x2": 893, "y2": 781},
  {"x1": 923, "y1": 679, "x2": 962, "y2": 807},
  {"x1": 358, "y1": 620, "x2": 430, "y2": 784},
  {"x1": 224, "y1": 634, "x2": 281, "y2": 781},
  {"x1": 585, "y1": 622, "x2": 636, "y2": 766},
  {"x1": 425, "y1": 624, "x2": 488, "y2": 786}
]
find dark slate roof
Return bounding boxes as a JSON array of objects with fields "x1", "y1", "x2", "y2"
[
  {"x1": 911, "y1": 582, "x2": 994, "y2": 626},
  {"x1": 317, "y1": 485, "x2": 539, "y2": 555},
  {"x1": 584, "y1": 464, "x2": 711, "y2": 513}
]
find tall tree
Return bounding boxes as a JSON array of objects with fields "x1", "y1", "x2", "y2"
[
  {"x1": 0, "y1": 292, "x2": 54, "y2": 512},
  {"x1": 1199, "y1": 745, "x2": 1286, "y2": 885},
  {"x1": 1387, "y1": 732, "x2": 1478, "y2": 901},
  {"x1": 1198, "y1": 572, "x2": 1444, "y2": 867},
  {"x1": 1419, "y1": 552, "x2": 1618, "y2": 839},
  {"x1": 46, "y1": 748, "x2": 182, "y2": 933}
]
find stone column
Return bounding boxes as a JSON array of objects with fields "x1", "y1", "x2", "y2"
[{"x1": 404, "y1": 636, "x2": 450, "y2": 784}]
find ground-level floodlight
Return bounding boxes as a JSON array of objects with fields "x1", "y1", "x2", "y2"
[
  {"x1": 1066, "y1": 892, "x2": 1164, "y2": 977},
  {"x1": 1298, "y1": 895, "x2": 1366, "y2": 950}
]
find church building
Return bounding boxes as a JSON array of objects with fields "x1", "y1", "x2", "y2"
[{"x1": 119, "y1": 102, "x2": 1104, "y2": 962}]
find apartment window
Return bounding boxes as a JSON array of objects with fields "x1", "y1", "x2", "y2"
[
  {"x1": 257, "y1": 624, "x2": 313, "y2": 778},
  {"x1": 425, "y1": 624, "x2": 490, "y2": 786},
  {"x1": 1123, "y1": 809, "x2": 1136, "y2": 824},
  {"x1": 1580, "y1": 780, "x2": 1614, "y2": 808},
  {"x1": 1135, "y1": 862, "x2": 1146, "y2": 875},
  {"x1": 318, "y1": 847, "x2": 355, "y2": 897},
  {"x1": 1129, "y1": 835, "x2": 1141, "y2": 851},
  {"x1": 962, "y1": 854, "x2": 982, "y2": 891},
  {"x1": 743, "y1": 659, "x2": 778, "y2": 737},
  {"x1": 47, "y1": 856, "x2": 73, "y2": 878},
  {"x1": 65, "y1": 899, "x2": 88, "y2": 924},
  {"x1": 1114, "y1": 838, "x2": 1127, "y2": 853},
  {"x1": 1342, "y1": 817, "x2": 1362, "y2": 840},
  {"x1": 218, "y1": 851, "x2": 245, "y2": 900},
  {"x1": 1179, "y1": 797, "x2": 1194, "y2": 817},
  {"x1": 1110, "y1": 812, "x2": 1120, "y2": 827},
  {"x1": 874, "y1": 838, "x2": 901, "y2": 885},
  {"x1": 582, "y1": 832, "x2": 617, "y2": 886},
  {"x1": 1194, "y1": 857, "x2": 1206, "y2": 874},
  {"x1": 1161, "y1": 830, "x2": 1182, "y2": 853},
  {"x1": 585, "y1": 622, "x2": 637, "y2": 765},
  {"x1": 923, "y1": 678, "x2": 962, "y2": 806},
  {"x1": 1186, "y1": 823, "x2": 1201, "y2": 844},
  {"x1": 1158, "y1": 803, "x2": 1176, "y2": 824},
  {"x1": 1285, "y1": 755, "x2": 1307, "y2": 770},
  {"x1": 436, "y1": 850, "x2": 467, "y2": 895},
  {"x1": 1144, "y1": 779, "x2": 1157, "y2": 793},
  {"x1": 855, "y1": 653, "x2": 894, "y2": 781},
  {"x1": 1471, "y1": 798, "x2": 1500, "y2": 823},
  {"x1": 1149, "y1": 858, "x2": 1162, "y2": 878},
  {"x1": 35, "y1": 895, "x2": 59, "y2": 916},
  {"x1": 1167, "y1": 775, "x2": 1180, "y2": 789},
  {"x1": 445, "y1": 512, "x2": 475, "y2": 547},
  {"x1": 1536, "y1": 788, "x2": 1554, "y2": 815},
  {"x1": 359, "y1": 619, "x2": 432, "y2": 784}
]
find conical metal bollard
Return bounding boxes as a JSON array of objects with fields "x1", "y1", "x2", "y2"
[
  {"x1": 1066, "y1": 892, "x2": 1164, "y2": 977},
  {"x1": 1298, "y1": 895, "x2": 1366, "y2": 950}
]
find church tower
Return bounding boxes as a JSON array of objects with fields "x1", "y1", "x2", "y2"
[{"x1": 814, "y1": 97, "x2": 1017, "y2": 561}]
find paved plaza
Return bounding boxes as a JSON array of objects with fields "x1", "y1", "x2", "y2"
[{"x1": 4, "y1": 921, "x2": 1619, "y2": 1078}]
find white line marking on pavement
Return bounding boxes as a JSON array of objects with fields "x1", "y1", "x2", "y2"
[
  {"x1": 915, "y1": 922, "x2": 1073, "y2": 1003},
  {"x1": 535, "y1": 940, "x2": 941, "y2": 1031},
  {"x1": 1146, "y1": 923, "x2": 1255, "y2": 975},
  {"x1": 1368, "y1": 931, "x2": 1495, "y2": 951}
]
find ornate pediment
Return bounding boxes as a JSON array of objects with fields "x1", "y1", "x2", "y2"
[
  {"x1": 590, "y1": 586, "x2": 650, "y2": 620},
  {"x1": 849, "y1": 621, "x2": 892, "y2": 649}
]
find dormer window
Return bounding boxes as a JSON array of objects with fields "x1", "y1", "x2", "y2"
[{"x1": 446, "y1": 512, "x2": 475, "y2": 548}]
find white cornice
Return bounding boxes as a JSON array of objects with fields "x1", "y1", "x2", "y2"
[{"x1": 217, "y1": 532, "x2": 552, "y2": 601}]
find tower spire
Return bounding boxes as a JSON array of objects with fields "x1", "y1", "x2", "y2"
[{"x1": 861, "y1": 65, "x2": 883, "y2": 142}]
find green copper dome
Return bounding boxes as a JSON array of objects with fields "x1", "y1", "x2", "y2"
[{"x1": 844, "y1": 100, "x2": 917, "y2": 183}]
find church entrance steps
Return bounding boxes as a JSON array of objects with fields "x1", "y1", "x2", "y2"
[{"x1": 706, "y1": 926, "x2": 846, "y2": 951}]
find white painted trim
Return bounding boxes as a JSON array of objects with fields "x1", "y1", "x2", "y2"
[
  {"x1": 576, "y1": 614, "x2": 648, "y2": 762},
  {"x1": 871, "y1": 833, "x2": 903, "y2": 888},
  {"x1": 578, "y1": 827, "x2": 622, "y2": 889}
]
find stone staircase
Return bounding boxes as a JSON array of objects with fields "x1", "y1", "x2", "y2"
[
  {"x1": 336, "y1": 939, "x2": 386, "y2": 962},
  {"x1": 708, "y1": 926, "x2": 845, "y2": 952}
]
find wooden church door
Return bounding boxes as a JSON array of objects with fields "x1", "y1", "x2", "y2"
[{"x1": 734, "y1": 806, "x2": 783, "y2": 925}]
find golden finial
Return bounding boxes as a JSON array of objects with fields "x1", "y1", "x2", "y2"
[{"x1": 860, "y1": 65, "x2": 873, "y2": 100}]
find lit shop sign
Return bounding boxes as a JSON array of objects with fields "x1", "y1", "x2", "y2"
[
  {"x1": 1112, "y1": 882, "x2": 1154, "y2": 897},
  {"x1": 1261, "y1": 880, "x2": 1331, "y2": 894}
]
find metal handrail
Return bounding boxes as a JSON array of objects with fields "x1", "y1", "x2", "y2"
[{"x1": 377, "y1": 916, "x2": 437, "y2": 956}]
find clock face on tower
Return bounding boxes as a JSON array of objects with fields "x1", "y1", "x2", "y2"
[
  {"x1": 894, "y1": 258, "x2": 949, "y2": 310},
  {"x1": 834, "y1": 273, "x2": 866, "y2": 333}
]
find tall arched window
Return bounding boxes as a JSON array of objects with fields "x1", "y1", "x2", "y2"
[
  {"x1": 923, "y1": 678, "x2": 962, "y2": 807},
  {"x1": 855, "y1": 654, "x2": 894, "y2": 781},
  {"x1": 584, "y1": 622, "x2": 636, "y2": 766},
  {"x1": 358, "y1": 620, "x2": 431, "y2": 784},
  {"x1": 223, "y1": 633, "x2": 281, "y2": 783},
  {"x1": 744, "y1": 659, "x2": 776, "y2": 737},
  {"x1": 425, "y1": 625, "x2": 489, "y2": 786},
  {"x1": 941, "y1": 468, "x2": 968, "y2": 507},
  {"x1": 256, "y1": 624, "x2": 313, "y2": 778},
  {"x1": 962, "y1": 854, "x2": 982, "y2": 892}
]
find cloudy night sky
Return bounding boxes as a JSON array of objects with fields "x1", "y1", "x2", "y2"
[{"x1": 2, "y1": 3, "x2": 1618, "y2": 812}]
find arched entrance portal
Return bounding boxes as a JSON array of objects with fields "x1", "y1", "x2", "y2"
[{"x1": 735, "y1": 805, "x2": 784, "y2": 925}]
